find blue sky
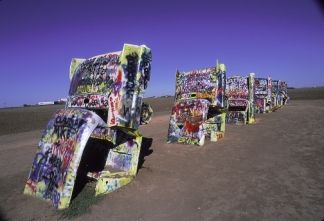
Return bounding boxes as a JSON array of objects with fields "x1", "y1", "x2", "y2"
[{"x1": 0, "y1": 0, "x2": 323, "y2": 107}]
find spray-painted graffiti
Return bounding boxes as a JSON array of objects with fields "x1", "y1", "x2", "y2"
[
  {"x1": 227, "y1": 111, "x2": 246, "y2": 124},
  {"x1": 226, "y1": 76, "x2": 248, "y2": 99},
  {"x1": 67, "y1": 94, "x2": 109, "y2": 109},
  {"x1": 167, "y1": 62, "x2": 227, "y2": 146},
  {"x1": 176, "y1": 68, "x2": 216, "y2": 99},
  {"x1": 140, "y1": 102, "x2": 153, "y2": 124},
  {"x1": 228, "y1": 99, "x2": 248, "y2": 107},
  {"x1": 175, "y1": 65, "x2": 226, "y2": 107},
  {"x1": 168, "y1": 99, "x2": 209, "y2": 145},
  {"x1": 69, "y1": 53, "x2": 120, "y2": 95},
  {"x1": 90, "y1": 126, "x2": 114, "y2": 141},
  {"x1": 203, "y1": 112, "x2": 226, "y2": 142},
  {"x1": 279, "y1": 81, "x2": 289, "y2": 105},
  {"x1": 254, "y1": 77, "x2": 272, "y2": 113},
  {"x1": 255, "y1": 78, "x2": 268, "y2": 95},
  {"x1": 95, "y1": 135, "x2": 142, "y2": 195},
  {"x1": 24, "y1": 109, "x2": 104, "y2": 209},
  {"x1": 271, "y1": 80, "x2": 281, "y2": 110},
  {"x1": 226, "y1": 74, "x2": 255, "y2": 124},
  {"x1": 24, "y1": 44, "x2": 152, "y2": 209}
]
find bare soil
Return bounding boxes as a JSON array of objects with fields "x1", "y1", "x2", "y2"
[{"x1": 0, "y1": 98, "x2": 323, "y2": 220}]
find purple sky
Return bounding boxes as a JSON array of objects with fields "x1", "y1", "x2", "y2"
[{"x1": 0, "y1": 0, "x2": 323, "y2": 107}]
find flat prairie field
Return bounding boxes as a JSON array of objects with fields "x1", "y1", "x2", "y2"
[{"x1": 0, "y1": 93, "x2": 323, "y2": 220}]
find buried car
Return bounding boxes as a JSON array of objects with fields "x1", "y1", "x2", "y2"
[
  {"x1": 271, "y1": 79, "x2": 289, "y2": 109},
  {"x1": 279, "y1": 81, "x2": 289, "y2": 106},
  {"x1": 271, "y1": 79, "x2": 281, "y2": 110},
  {"x1": 167, "y1": 62, "x2": 227, "y2": 146},
  {"x1": 23, "y1": 44, "x2": 152, "y2": 209},
  {"x1": 254, "y1": 77, "x2": 272, "y2": 113},
  {"x1": 225, "y1": 73, "x2": 255, "y2": 124}
]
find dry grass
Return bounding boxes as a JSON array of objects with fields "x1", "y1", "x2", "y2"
[
  {"x1": 0, "y1": 97, "x2": 175, "y2": 136},
  {"x1": 0, "y1": 87, "x2": 323, "y2": 136},
  {"x1": 288, "y1": 87, "x2": 324, "y2": 100},
  {"x1": 0, "y1": 105, "x2": 64, "y2": 136}
]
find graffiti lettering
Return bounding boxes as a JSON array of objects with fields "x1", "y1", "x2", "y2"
[
  {"x1": 53, "y1": 115, "x2": 83, "y2": 139},
  {"x1": 140, "y1": 51, "x2": 152, "y2": 89},
  {"x1": 69, "y1": 53, "x2": 120, "y2": 95},
  {"x1": 24, "y1": 44, "x2": 152, "y2": 209}
]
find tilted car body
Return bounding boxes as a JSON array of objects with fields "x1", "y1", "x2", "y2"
[
  {"x1": 24, "y1": 44, "x2": 152, "y2": 209},
  {"x1": 167, "y1": 62, "x2": 227, "y2": 146},
  {"x1": 271, "y1": 79, "x2": 281, "y2": 110},
  {"x1": 279, "y1": 81, "x2": 289, "y2": 105},
  {"x1": 271, "y1": 80, "x2": 289, "y2": 110},
  {"x1": 225, "y1": 73, "x2": 255, "y2": 124},
  {"x1": 254, "y1": 77, "x2": 272, "y2": 113}
]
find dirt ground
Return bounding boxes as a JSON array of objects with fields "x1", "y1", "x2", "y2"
[{"x1": 0, "y1": 99, "x2": 323, "y2": 221}]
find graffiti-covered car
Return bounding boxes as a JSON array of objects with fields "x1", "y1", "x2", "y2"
[
  {"x1": 279, "y1": 81, "x2": 289, "y2": 105},
  {"x1": 225, "y1": 73, "x2": 255, "y2": 124},
  {"x1": 254, "y1": 77, "x2": 272, "y2": 113},
  {"x1": 24, "y1": 44, "x2": 152, "y2": 209},
  {"x1": 271, "y1": 79, "x2": 281, "y2": 110},
  {"x1": 167, "y1": 62, "x2": 227, "y2": 146},
  {"x1": 271, "y1": 80, "x2": 289, "y2": 109}
]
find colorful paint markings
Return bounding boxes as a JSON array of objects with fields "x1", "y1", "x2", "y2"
[
  {"x1": 24, "y1": 109, "x2": 105, "y2": 209},
  {"x1": 95, "y1": 135, "x2": 142, "y2": 195},
  {"x1": 226, "y1": 73, "x2": 255, "y2": 125},
  {"x1": 24, "y1": 44, "x2": 152, "y2": 209},
  {"x1": 140, "y1": 102, "x2": 153, "y2": 124},
  {"x1": 168, "y1": 99, "x2": 210, "y2": 145},
  {"x1": 254, "y1": 77, "x2": 272, "y2": 113},
  {"x1": 167, "y1": 62, "x2": 227, "y2": 146}
]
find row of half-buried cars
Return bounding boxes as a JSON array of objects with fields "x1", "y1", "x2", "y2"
[
  {"x1": 23, "y1": 44, "x2": 288, "y2": 209},
  {"x1": 167, "y1": 64, "x2": 289, "y2": 146}
]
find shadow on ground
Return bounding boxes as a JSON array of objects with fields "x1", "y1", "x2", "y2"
[
  {"x1": 0, "y1": 208, "x2": 7, "y2": 221},
  {"x1": 60, "y1": 136, "x2": 153, "y2": 219},
  {"x1": 138, "y1": 137, "x2": 154, "y2": 170}
]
